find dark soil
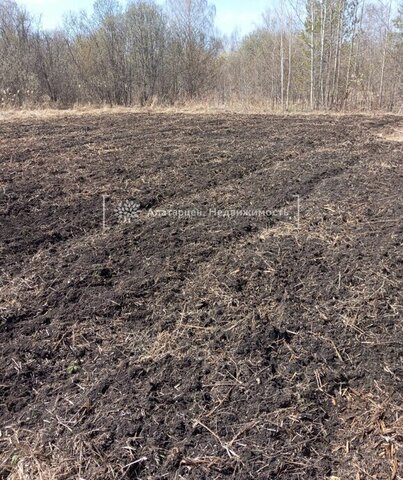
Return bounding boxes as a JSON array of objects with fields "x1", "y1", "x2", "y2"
[{"x1": 0, "y1": 113, "x2": 402, "y2": 480}]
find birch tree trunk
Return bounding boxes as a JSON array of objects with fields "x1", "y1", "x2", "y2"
[
  {"x1": 286, "y1": 32, "x2": 292, "y2": 110},
  {"x1": 280, "y1": 29, "x2": 285, "y2": 111},
  {"x1": 310, "y1": 0, "x2": 315, "y2": 109},
  {"x1": 319, "y1": 0, "x2": 327, "y2": 107},
  {"x1": 379, "y1": 0, "x2": 392, "y2": 109}
]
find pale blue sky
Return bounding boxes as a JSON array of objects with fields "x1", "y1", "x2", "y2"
[{"x1": 19, "y1": 0, "x2": 276, "y2": 36}]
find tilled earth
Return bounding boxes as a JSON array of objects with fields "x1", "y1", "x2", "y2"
[{"x1": 0, "y1": 113, "x2": 402, "y2": 480}]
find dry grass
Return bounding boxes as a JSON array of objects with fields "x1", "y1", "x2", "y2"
[
  {"x1": 378, "y1": 124, "x2": 403, "y2": 142},
  {"x1": 1, "y1": 102, "x2": 402, "y2": 122},
  {"x1": 332, "y1": 387, "x2": 402, "y2": 480}
]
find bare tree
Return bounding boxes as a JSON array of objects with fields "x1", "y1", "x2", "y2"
[
  {"x1": 126, "y1": 0, "x2": 166, "y2": 105},
  {"x1": 167, "y1": 0, "x2": 220, "y2": 99}
]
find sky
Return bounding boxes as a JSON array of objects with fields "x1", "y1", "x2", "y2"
[{"x1": 19, "y1": 0, "x2": 275, "y2": 36}]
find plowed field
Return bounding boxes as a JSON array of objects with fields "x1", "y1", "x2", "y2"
[{"x1": 1, "y1": 113, "x2": 402, "y2": 479}]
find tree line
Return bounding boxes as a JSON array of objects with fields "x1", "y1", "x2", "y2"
[{"x1": 0, "y1": 0, "x2": 401, "y2": 111}]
